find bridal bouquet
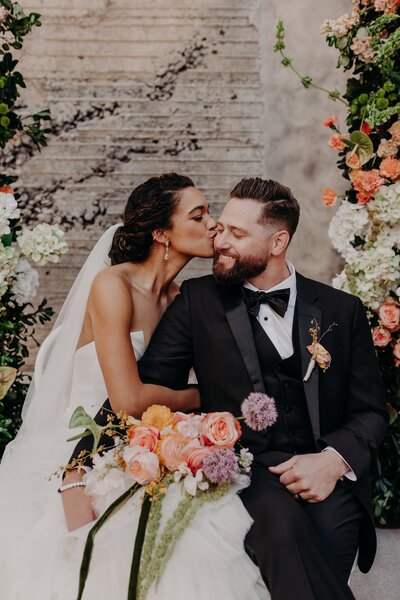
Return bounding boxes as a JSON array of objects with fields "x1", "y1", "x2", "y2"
[{"x1": 65, "y1": 394, "x2": 277, "y2": 600}]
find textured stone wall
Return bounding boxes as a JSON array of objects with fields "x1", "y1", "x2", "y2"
[{"x1": 11, "y1": 0, "x2": 348, "y2": 345}]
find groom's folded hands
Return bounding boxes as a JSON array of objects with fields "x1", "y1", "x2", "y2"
[{"x1": 268, "y1": 452, "x2": 350, "y2": 503}]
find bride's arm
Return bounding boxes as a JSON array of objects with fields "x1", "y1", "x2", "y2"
[
  {"x1": 61, "y1": 469, "x2": 96, "y2": 531},
  {"x1": 88, "y1": 271, "x2": 199, "y2": 416}
]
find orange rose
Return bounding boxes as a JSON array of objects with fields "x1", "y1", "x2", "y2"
[
  {"x1": 201, "y1": 412, "x2": 241, "y2": 448},
  {"x1": 378, "y1": 301, "x2": 400, "y2": 332},
  {"x1": 141, "y1": 404, "x2": 174, "y2": 430},
  {"x1": 184, "y1": 446, "x2": 214, "y2": 474},
  {"x1": 323, "y1": 115, "x2": 338, "y2": 128},
  {"x1": 322, "y1": 188, "x2": 338, "y2": 207},
  {"x1": 124, "y1": 448, "x2": 160, "y2": 485},
  {"x1": 328, "y1": 133, "x2": 347, "y2": 151},
  {"x1": 379, "y1": 157, "x2": 400, "y2": 181},
  {"x1": 393, "y1": 339, "x2": 400, "y2": 366},
  {"x1": 159, "y1": 433, "x2": 194, "y2": 471},
  {"x1": 372, "y1": 326, "x2": 391, "y2": 348},
  {"x1": 128, "y1": 424, "x2": 159, "y2": 451}
]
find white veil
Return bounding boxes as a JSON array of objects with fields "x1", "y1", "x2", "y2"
[{"x1": 0, "y1": 224, "x2": 121, "y2": 558}]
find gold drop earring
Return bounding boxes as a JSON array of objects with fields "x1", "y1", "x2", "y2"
[{"x1": 164, "y1": 240, "x2": 170, "y2": 261}]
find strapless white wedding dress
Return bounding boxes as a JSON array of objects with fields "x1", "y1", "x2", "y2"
[{"x1": 0, "y1": 332, "x2": 268, "y2": 599}]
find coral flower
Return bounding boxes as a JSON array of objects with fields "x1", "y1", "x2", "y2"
[
  {"x1": 350, "y1": 169, "x2": 385, "y2": 196},
  {"x1": 141, "y1": 404, "x2": 174, "y2": 430},
  {"x1": 322, "y1": 188, "x2": 338, "y2": 207},
  {"x1": 372, "y1": 326, "x2": 391, "y2": 348},
  {"x1": 323, "y1": 115, "x2": 338, "y2": 128},
  {"x1": 379, "y1": 158, "x2": 400, "y2": 181},
  {"x1": 328, "y1": 133, "x2": 347, "y2": 151},
  {"x1": 0, "y1": 185, "x2": 13, "y2": 194}
]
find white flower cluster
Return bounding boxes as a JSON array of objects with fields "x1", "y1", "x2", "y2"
[
  {"x1": 328, "y1": 201, "x2": 370, "y2": 261},
  {"x1": 17, "y1": 223, "x2": 68, "y2": 266},
  {"x1": 0, "y1": 242, "x2": 18, "y2": 298},
  {"x1": 10, "y1": 258, "x2": 39, "y2": 306},
  {"x1": 369, "y1": 182, "x2": 400, "y2": 225},
  {"x1": 0, "y1": 191, "x2": 20, "y2": 237}
]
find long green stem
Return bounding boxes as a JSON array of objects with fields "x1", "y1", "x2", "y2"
[{"x1": 128, "y1": 493, "x2": 152, "y2": 600}]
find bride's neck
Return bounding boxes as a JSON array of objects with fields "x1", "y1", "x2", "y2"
[{"x1": 127, "y1": 247, "x2": 190, "y2": 296}]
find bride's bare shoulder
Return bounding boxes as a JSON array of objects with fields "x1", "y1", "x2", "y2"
[{"x1": 87, "y1": 266, "x2": 134, "y2": 314}]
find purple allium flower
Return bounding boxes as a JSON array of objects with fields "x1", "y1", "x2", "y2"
[
  {"x1": 203, "y1": 448, "x2": 238, "y2": 484},
  {"x1": 241, "y1": 392, "x2": 278, "y2": 431}
]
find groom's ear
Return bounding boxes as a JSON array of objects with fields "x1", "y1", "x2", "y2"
[
  {"x1": 270, "y1": 229, "x2": 290, "y2": 256},
  {"x1": 152, "y1": 229, "x2": 169, "y2": 244}
]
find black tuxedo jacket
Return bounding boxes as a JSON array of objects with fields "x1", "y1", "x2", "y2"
[{"x1": 137, "y1": 272, "x2": 388, "y2": 572}]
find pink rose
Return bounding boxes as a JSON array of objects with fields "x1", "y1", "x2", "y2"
[
  {"x1": 378, "y1": 302, "x2": 400, "y2": 332},
  {"x1": 184, "y1": 446, "x2": 214, "y2": 474},
  {"x1": 201, "y1": 412, "x2": 241, "y2": 448},
  {"x1": 393, "y1": 339, "x2": 400, "y2": 366},
  {"x1": 159, "y1": 433, "x2": 195, "y2": 471},
  {"x1": 124, "y1": 448, "x2": 160, "y2": 485},
  {"x1": 128, "y1": 424, "x2": 159, "y2": 451},
  {"x1": 372, "y1": 326, "x2": 392, "y2": 348}
]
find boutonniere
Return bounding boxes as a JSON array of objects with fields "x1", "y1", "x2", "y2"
[{"x1": 303, "y1": 318, "x2": 338, "y2": 382}]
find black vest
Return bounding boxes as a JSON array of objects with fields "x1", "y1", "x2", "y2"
[{"x1": 251, "y1": 308, "x2": 316, "y2": 455}]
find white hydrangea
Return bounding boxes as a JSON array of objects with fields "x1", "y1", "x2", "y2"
[
  {"x1": 0, "y1": 191, "x2": 20, "y2": 237},
  {"x1": 369, "y1": 182, "x2": 400, "y2": 225},
  {"x1": 328, "y1": 201, "x2": 370, "y2": 262},
  {"x1": 374, "y1": 223, "x2": 400, "y2": 249},
  {"x1": 17, "y1": 223, "x2": 68, "y2": 266},
  {"x1": 0, "y1": 242, "x2": 19, "y2": 298},
  {"x1": 10, "y1": 258, "x2": 39, "y2": 305}
]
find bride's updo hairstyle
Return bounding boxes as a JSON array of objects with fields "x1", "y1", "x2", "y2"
[{"x1": 109, "y1": 173, "x2": 194, "y2": 265}]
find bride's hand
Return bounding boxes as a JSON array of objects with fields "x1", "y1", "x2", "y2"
[{"x1": 61, "y1": 469, "x2": 96, "y2": 532}]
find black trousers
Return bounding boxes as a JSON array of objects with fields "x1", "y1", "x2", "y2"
[{"x1": 240, "y1": 462, "x2": 363, "y2": 600}]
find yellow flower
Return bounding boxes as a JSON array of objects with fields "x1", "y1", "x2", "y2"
[
  {"x1": 141, "y1": 404, "x2": 174, "y2": 431},
  {"x1": 0, "y1": 367, "x2": 17, "y2": 400}
]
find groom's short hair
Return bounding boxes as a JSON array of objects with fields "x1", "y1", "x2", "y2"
[{"x1": 230, "y1": 177, "x2": 300, "y2": 240}]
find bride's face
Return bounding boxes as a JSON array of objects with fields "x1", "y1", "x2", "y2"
[{"x1": 168, "y1": 187, "x2": 217, "y2": 258}]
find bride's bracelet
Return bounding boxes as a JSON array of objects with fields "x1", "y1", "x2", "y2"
[{"x1": 57, "y1": 481, "x2": 87, "y2": 494}]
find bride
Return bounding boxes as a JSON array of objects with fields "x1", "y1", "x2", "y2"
[{"x1": 0, "y1": 173, "x2": 267, "y2": 599}]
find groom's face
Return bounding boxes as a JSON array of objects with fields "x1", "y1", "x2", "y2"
[{"x1": 213, "y1": 198, "x2": 273, "y2": 285}]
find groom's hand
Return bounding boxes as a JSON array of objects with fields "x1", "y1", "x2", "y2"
[{"x1": 268, "y1": 452, "x2": 349, "y2": 503}]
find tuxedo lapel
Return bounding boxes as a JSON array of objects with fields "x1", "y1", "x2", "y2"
[
  {"x1": 220, "y1": 286, "x2": 266, "y2": 394},
  {"x1": 296, "y1": 273, "x2": 322, "y2": 442}
]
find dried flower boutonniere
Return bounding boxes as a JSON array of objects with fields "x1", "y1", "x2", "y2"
[{"x1": 303, "y1": 318, "x2": 338, "y2": 382}]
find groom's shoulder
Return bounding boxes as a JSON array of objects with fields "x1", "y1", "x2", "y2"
[
  {"x1": 180, "y1": 274, "x2": 218, "y2": 294},
  {"x1": 297, "y1": 272, "x2": 359, "y2": 308}
]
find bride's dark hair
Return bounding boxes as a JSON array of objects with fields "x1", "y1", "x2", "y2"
[{"x1": 109, "y1": 173, "x2": 194, "y2": 265}]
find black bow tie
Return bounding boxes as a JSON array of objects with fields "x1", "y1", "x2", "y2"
[{"x1": 242, "y1": 287, "x2": 290, "y2": 319}]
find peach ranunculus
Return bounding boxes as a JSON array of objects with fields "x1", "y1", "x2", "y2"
[
  {"x1": 377, "y1": 138, "x2": 398, "y2": 158},
  {"x1": 378, "y1": 301, "x2": 400, "y2": 332},
  {"x1": 128, "y1": 424, "x2": 159, "y2": 451},
  {"x1": 159, "y1": 433, "x2": 195, "y2": 471},
  {"x1": 124, "y1": 447, "x2": 160, "y2": 485},
  {"x1": 328, "y1": 133, "x2": 347, "y2": 151},
  {"x1": 323, "y1": 115, "x2": 338, "y2": 128},
  {"x1": 379, "y1": 157, "x2": 400, "y2": 181},
  {"x1": 322, "y1": 188, "x2": 338, "y2": 207},
  {"x1": 350, "y1": 169, "x2": 385, "y2": 199},
  {"x1": 201, "y1": 412, "x2": 242, "y2": 448},
  {"x1": 372, "y1": 326, "x2": 392, "y2": 348},
  {"x1": 388, "y1": 120, "x2": 400, "y2": 145},
  {"x1": 393, "y1": 339, "x2": 400, "y2": 366},
  {"x1": 346, "y1": 152, "x2": 361, "y2": 170},
  {"x1": 184, "y1": 446, "x2": 214, "y2": 474},
  {"x1": 141, "y1": 404, "x2": 174, "y2": 431}
]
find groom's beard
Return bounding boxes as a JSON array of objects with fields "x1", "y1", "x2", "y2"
[{"x1": 212, "y1": 251, "x2": 269, "y2": 286}]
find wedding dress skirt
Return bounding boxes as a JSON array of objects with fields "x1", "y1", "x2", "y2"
[{"x1": 0, "y1": 332, "x2": 268, "y2": 599}]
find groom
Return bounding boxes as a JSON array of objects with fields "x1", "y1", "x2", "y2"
[{"x1": 135, "y1": 178, "x2": 387, "y2": 599}]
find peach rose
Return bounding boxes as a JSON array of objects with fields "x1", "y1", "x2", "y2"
[
  {"x1": 184, "y1": 446, "x2": 214, "y2": 474},
  {"x1": 393, "y1": 339, "x2": 400, "y2": 366},
  {"x1": 124, "y1": 447, "x2": 160, "y2": 485},
  {"x1": 323, "y1": 115, "x2": 338, "y2": 128},
  {"x1": 322, "y1": 188, "x2": 338, "y2": 207},
  {"x1": 372, "y1": 326, "x2": 392, "y2": 348},
  {"x1": 159, "y1": 433, "x2": 195, "y2": 471},
  {"x1": 128, "y1": 424, "x2": 159, "y2": 451},
  {"x1": 328, "y1": 133, "x2": 347, "y2": 151},
  {"x1": 379, "y1": 157, "x2": 400, "y2": 181},
  {"x1": 201, "y1": 412, "x2": 241, "y2": 448},
  {"x1": 378, "y1": 301, "x2": 400, "y2": 332}
]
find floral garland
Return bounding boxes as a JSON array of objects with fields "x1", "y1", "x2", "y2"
[
  {"x1": 275, "y1": 1, "x2": 400, "y2": 524},
  {"x1": 0, "y1": 1, "x2": 67, "y2": 455}
]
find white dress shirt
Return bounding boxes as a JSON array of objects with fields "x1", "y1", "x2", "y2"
[{"x1": 243, "y1": 261, "x2": 356, "y2": 481}]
